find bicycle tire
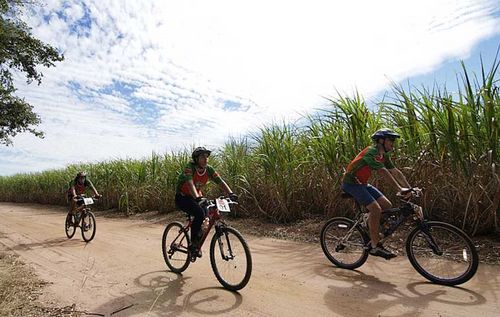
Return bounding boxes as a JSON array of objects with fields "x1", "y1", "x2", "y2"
[
  {"x1": 210, "y1": 226, "x2": 252, "y2": 291},
  {"x1": 162, "y1": 221, "x2": 191, "y2": 273},
  {"x1": 406, "y1": 221, "x2": 478, "y2": 286},
  {"x1": 65, "y1": 212, "x2": 76, "y2": 239},
  {"x1": 81, "y1": 211, "x2": 96, "y2": 242},
  {"x1": 320, "y1": 217, "x2": 369, "y2": 269}
]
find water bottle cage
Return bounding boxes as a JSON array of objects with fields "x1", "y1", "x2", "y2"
[{"x1": 381, "y1": 213, "x2": 407, "y2": 237}]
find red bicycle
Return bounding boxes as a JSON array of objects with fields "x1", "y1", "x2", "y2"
[
  {"x1": 161, "y1": 196, "x2": 252, "y2": 291},
  {"x1": 64, "y1": 195, "x2": 98, "y2": 242}
]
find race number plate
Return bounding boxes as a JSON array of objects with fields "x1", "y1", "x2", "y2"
[
  {"x1": 216, "y1": 198, "x2": 230, "y2": 212},
  {"x1": 83, "y1": 197, "x2": 94, "y2": 205}
]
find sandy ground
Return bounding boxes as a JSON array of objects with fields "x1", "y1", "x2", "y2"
[{"x1": 0, "y1": 202, "x2": 499, "y2": 317}]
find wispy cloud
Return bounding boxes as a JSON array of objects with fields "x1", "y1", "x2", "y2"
[{"x1": 1, "y1": 0, "x2": 499, "y2": 175}]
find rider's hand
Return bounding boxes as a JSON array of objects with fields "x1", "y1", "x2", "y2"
[
  {"x1": 196, "y1": 196, "x2": 208, "y2": 207},
  {"x1": 229, "y1": 192, "x2": 238, "y2": 202},
  {"x1": 398, "y1": 188, "x2": 412, "y2": 198}
]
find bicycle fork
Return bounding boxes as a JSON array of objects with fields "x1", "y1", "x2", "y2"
[
  {"x1": 215, "y1": 225, "x2": 235, "y2": 261},
  {"x1": 418, "y1": 222, "x2": 443, "y2": 256}
]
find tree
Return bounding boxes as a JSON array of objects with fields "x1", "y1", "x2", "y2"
[{"x1": 0, "y1": 0, "x2": 64, "y2": 145}]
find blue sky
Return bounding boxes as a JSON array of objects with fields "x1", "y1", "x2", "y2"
[{"x1": 1, "y1": 0, "x2": 499, "y2": 175}]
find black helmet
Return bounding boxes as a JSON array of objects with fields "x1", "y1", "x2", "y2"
[
  {"x1": 76, "y1": 171, "x2": 87, "y2": 178},
  {"x1": 192, "y1": 147, "x2": 211, "y2": 162},
  {"x1": 371, "y1": 128, "x2": 400, "y2": 141}
]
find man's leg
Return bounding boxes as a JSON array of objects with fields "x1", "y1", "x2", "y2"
[
  {"x1": 175, "y1": 194, "x2": 204, "y2": 257},
  {"x1": 70, "y1": 197, "x2": 76, "y2": 213},
  {"x1": 367, "y1": 184, "x2": 392, "y2": 210},
  {"x1": 366, "y1": 190, "x2": 396, "y2": 259},
  {"x1": 365, "y1": 200, "x2": 383, "y2": 247}
]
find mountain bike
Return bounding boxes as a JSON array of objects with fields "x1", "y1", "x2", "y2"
[
  {"x1": 162, "y1": 196, "x2": 252, "y2": 291},
  {"x1": 65, "y1": 195, "x2": 98, "y2": 242},
  {"x1": 320, "y1": 188, "x2": 478, "y2": 286}
]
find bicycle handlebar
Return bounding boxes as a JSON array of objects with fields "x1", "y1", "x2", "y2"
[
  {"x1": 74, "y1": 195, "x2": 101, "y2": 201},
  {"x1": 206, "y1": 196, "x2": 238, "y2": 209},
  {"x1": 396, "y1": 187, "x2": 422, "y2": 198}
]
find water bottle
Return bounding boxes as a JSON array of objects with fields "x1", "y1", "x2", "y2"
[
  {"x1": 362, "y1": 213, "x2": 370, "y2": 229},
  {"x1": 201, "y1": 217, "x2": 210, "y2": 234}
]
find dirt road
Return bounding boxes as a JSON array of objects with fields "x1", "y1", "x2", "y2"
[{"x1": 0, "y1": 203, "x2": 498, "y2": 317}]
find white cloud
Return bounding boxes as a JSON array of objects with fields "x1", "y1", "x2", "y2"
[{"x1": 1, "y1": 0, "x2": 499, "y2": 175}]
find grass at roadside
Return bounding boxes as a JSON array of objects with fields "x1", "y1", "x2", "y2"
[{"x1": 0, "y1": 250, "x2": 77, "y2": 317}]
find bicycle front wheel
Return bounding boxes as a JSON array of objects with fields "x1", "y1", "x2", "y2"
[
  {"x1": 81, "y1": 211, "x2": 96, "y2": 242},
  {"x1": 210, "y1": 226, "x2": 252, "y2": 291},
  {"x1": 320, "y1": 217, "x2": 369, "y2": 269},
  {"x1": 406, "y1": 221, "x2": 478, "y2": 286},
  {"x1": 162, "y1": 221, "x2": 190, "y2": 273},
  {"x1": 65, "y1": 212, "x2": 76, "y2": 239}
]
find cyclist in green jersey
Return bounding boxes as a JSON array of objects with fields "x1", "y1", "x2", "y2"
[
  {"x1": 341, "y1": 129, "x2": 412, "y2": 259},
  {"x1": 67, "y1": 171, "x2": 101, "y2": 222},
  {"x1": 175, "y1": 147, "x2": 238, "y2": 258}
]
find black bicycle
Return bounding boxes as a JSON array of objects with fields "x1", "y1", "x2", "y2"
[
  {"x1": 65, "y1": 195, "x2": 98, "y2": 242},
  {"x1": 320, "y1": 188, "x2": 478, "y2": 286},
  {"x1": 162, "y1": 196, "x2": 252, "y2": 291}
]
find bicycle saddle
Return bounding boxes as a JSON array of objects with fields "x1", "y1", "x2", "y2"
[{"x1": 340, "y1": 191, "x2": 353, "y2": 199}]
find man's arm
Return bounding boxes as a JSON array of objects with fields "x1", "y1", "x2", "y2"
[
  {"x1": 377, "y1": 168, "x2": 404, "y2": 191},
  {"x1": 388, "y1": 168, "x2": 411, "y2": 188},
  {"x1": 187, "y1": 179, "x2": 201, "y2": 198},
  {"x1": 218, "y1": 178, "x2": 233, "y2": 196},
  {"x1": 87, "y1": 180, "x2": 100, "y2": 197}
]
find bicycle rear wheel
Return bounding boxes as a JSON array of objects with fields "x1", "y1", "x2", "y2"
[
  {"x1": 210, "y1": 226, "x2": 252, "y2": 291},
  {"x1": 320, "y1": 217, "x2": 369, "y2": 269},
  {"x1": 65, "y1": 212, "x2": 76, "y2": 239},
  {"x1": 406, "y1": 221, "x2": 478, "y2": 286},
  {"x1": 162, "y1": 221, "x2": 190, "y2": 273},
  {"x1": 81, "y1": 211, "x2": 96, "y2": 242}
]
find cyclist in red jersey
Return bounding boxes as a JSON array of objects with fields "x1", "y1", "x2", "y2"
[
  {"x1": 175, "y1": 147, "x2": 238, "y2": 258},
  {"x1": 67, "y1": 171, "x2": 101, "y2": 218},
  {"x1": 341, "y1": 129, "x2": 411, "y2": 259}
]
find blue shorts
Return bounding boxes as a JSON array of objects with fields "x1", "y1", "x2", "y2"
[{"x1": 341, "y1": 182, "x2": 384, "y2": 206}]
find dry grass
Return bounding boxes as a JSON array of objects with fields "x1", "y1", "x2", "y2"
[{"x1": 0, "y1": 251, "x2": 78, "y2": 317}]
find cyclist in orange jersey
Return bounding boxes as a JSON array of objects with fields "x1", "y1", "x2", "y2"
[{"x1": 341, "y1": 129, "x2": 412, "y2": 259}]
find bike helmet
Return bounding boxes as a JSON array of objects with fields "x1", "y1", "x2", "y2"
[
  {"x1": 76, "y1": 171, "x2": 87, "y2": 178},
  {"x1": 192, "y1": 147, "x2": 212, "y2": 162},
  {"x1": 371, "y1": 128, "x2": 400, "y2": 141}
]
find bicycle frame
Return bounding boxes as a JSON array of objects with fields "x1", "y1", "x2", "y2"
[
  {"x1": 74, "y1": 205, "x2": 92, "y2": 226},
  {"x1": 170, "y1": 202, "x2": 229, "y2": 254},
  {"x1": 344, "y1": 195, "x2": 425, "y2": 246},
  {"x1": 321, "y1": 188, "x2": 478, "y2": 285}
]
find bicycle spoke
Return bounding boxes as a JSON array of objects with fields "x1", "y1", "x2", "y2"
[
  {"x1": 162, "y1": 222, "x2": 190, "y2": 273},
  {"x1": 407, "y1": 222, "x2": 478, "y2": 285},
  {"x1": 210, "y1": 227, "x2": 252, "y2": 291},
  {"x1": 321, "y1": 218, "x2": 369, "y2": 269}
]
